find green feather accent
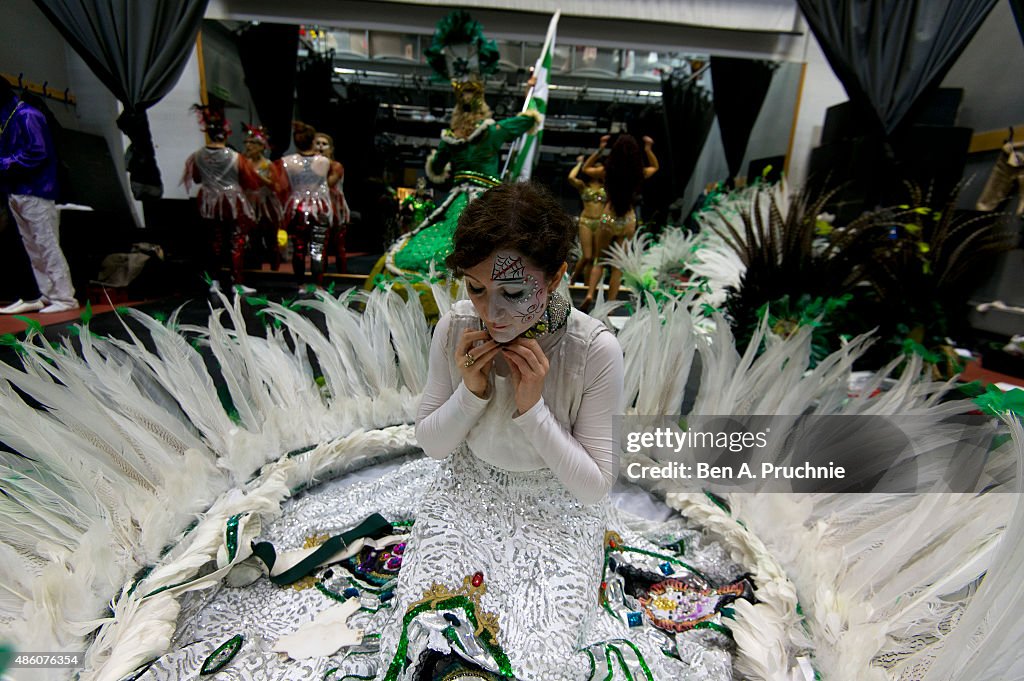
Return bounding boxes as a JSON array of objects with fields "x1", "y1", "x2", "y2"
[
  {"x1": 424, "y1": 9, "x2": 500, "y2": 81},
  {"x1": 79, "y1": 300, "x2": 93, "y2": 324},
  {"x1": 973, "y1": 385, "x2": 1024, "y2": 419},
  {"x1": 13, "y1": 315, "x2": 44, "y2": 335}
]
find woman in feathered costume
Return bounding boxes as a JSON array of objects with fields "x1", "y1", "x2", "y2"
[{"x1": 378, "y1": 10, "x2": 540, "y2": 280}]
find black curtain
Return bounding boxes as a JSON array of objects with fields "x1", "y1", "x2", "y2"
[
  {"x1": 1012, "y1": 0, "x2": 1024, "y2": 45},
  {"x1": 797, "y1": 0, "x2": 998, "y2": 135},
  {"x1": 710, "y1": 56, "x2": 775, "y2": 180},
  {"x1": 660, "y1": 69, "x2": 715, "y2": 199},
  {"x1": 237, "y1": 23, "x2": 299, "y2": 160},
  {"x1": 32, "y1": 0, "x2": 208, "y2": 199},
  {"x1": 295, "y1": 51, "x2": 336, "y2": 134},
  {"x1": 333, "y1": 84, "x2": 386, "y2": 251}
]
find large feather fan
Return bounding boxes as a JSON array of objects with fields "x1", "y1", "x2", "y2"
[{"x1": 0, "y1": 284, "x2": 1019, "y2": 681}]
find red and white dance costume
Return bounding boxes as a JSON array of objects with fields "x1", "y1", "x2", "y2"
[
  {"x1": 314, "y1": 133, "x2": 351, "y2": 275},
  {"x1": 183, "y1": 108, "x2": 261, "y2": 289},
  {"x1": 243, "y1": 125, "x2": 285, "y2": 270},
  {"x1": 327, "y1": 161, "x2": 350, "y2": 273},
  {"x1": 276, "y1": 152, "x2": 334, "y2": 286}
]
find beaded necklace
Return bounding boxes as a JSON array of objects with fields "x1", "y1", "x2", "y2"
[{"x1": 521, "y1": 291, "x2": 570, "y2": 340}]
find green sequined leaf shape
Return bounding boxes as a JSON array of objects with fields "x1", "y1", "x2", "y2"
[{"x1": 200, "y1": 634, "x2": 243, "y2": 675}]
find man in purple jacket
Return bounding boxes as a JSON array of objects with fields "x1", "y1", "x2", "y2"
[{"x1": 0, "y1": 78, "x2": 77, "y2": 314}]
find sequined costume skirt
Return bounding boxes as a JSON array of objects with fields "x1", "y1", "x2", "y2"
[
  {"x1": 131, "y1": 454, "x2": 740, "y2": 681},
  {"x1": 284, "y1": 194, "x2": 333, "y2": 225},
  {"x1": 385, "y1": 182, "x2": 490, "y2": 277},
  {"x1": 197, "y1": 187, "x2": 256, "y2": 223},
  {"x1": 374, "y1": 447, "x2": 607, "y2": 679}
]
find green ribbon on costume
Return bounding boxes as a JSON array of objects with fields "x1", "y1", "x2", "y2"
[
  {"x1": 250, "y1": 513, "x2": 392, "y2": 586},
  {"x1": 200, "y1": 634, "x2": 244, "y2": 675}
]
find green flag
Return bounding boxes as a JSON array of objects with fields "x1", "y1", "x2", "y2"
[{"x1": 503, "y1": 11, "x2": 559, "y2": 182}]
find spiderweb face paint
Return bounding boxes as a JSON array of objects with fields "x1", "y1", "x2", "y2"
[{"x1": 464, "y1": 250, "x2": 549, "y2": 343}]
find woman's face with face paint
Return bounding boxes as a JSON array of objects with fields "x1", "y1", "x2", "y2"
[
  {"x1": 463, "y1": 250, "x2": 552, "y2": 343},
  {"x1": 313, "y1": 135, "x2": 333, "y2": 157},
  {"x1": 243, "y1": 137, "x2": 266, "y2": 160}
]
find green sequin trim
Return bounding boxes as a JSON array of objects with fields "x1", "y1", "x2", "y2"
[
  {"x1": 452, "y1": 171, "x2": 501, "y2": 187},
  {"x1": 691, "y1": 620, "x2": 734, "y2": 638},
  {"x1": 612, "y1": 544, "x2": 711, "y2": 584},
  {"x1": 200, "y1": 634, "x2": 243, "y2": 675},
  {"x1": 704, "y1": 490, "x2": 731, "y2": 514},
  {"x1": 605, "y1": 645, "x2": 633, "y2": 681},
  {"x1": 383, "y1": 595, "x2": 513, "y2": 680},
  {"x1": 316, "y1": 582, "x2": 348, "y2": 603},
  {"x1": 617, "y1": 640, "x2": 654, "y2": 681},
  {"x1": 225, "y1": 513, "x2": 242, "y2": 563},
  {"x1": 347, "y1": 576, "x2": 397, "y2": 594},
  {"x1": 443, "y1": 626, "x2": 468, "y2": 653}
]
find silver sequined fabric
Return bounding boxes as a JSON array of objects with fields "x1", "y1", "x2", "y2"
[{"x1": 127, "y1": 454, "x2": 743, "y2": 680}]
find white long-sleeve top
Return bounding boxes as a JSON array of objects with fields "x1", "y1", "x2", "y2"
[{"x1": 415, "y1": 300, "x2": 624, "y2": 504}]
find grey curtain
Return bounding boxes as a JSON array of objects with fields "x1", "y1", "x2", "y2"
[
  {"x1": 33, "y1": 0, "x2": 209, "y2": 199},
  {"x1": 797, "y1": 0, "x2": 998, "y2": 134}
]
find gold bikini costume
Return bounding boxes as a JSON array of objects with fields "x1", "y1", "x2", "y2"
[{"x1": 578, "y1": 186, "x2": 607, "y2": 231}]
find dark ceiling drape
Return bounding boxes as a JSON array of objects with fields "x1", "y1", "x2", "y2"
[
  {"x1": 710, "y1": 56, "x2": 775, "y2": 180},
  {"x1": 237, "y1": 23, "x2": 299, "y2": 160},
  {"x1": 660, "y1": 69, "x2": 715, "y2": 198},
  {"x1": 32, "y1": 0, "x2": 209, "y2": 199},
  {"x1": 797, "y1": 0, "x2": 999, "y2": 135}
]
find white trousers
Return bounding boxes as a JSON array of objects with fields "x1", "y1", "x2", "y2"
[{"x1": 8, "y1": 194, "x2": 76, "y2": 306}]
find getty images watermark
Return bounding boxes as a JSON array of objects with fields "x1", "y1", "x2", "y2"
[{"x1": 616, "y1": 414, "x2": 1006, "y2": 494}]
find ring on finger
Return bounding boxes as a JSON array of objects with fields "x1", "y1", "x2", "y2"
[{"x1": 463, "y1": 352, "x2": 476, "y2": 368}]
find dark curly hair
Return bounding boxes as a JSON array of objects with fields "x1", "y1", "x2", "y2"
[
  {"x1": 292, "y1": 121, "x2": 316, "y2": 151},
  {"x1": 446, "y1": 182, "x2": 575, "y2": 278},
  {"x1": 605, "y1": 134, "x2": 644, "y2": 217}
]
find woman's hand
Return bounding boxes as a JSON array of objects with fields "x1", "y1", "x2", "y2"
[
  {"x1": 643, "y1": 135, "x2": 654, "y2": 149},
  {"x1": 599, "y1": 135, "x2": 611, "y2": 149},
  {"x1": 456, "y1": 329, "x2": 501, "y2": 398},
  {"x1": 501, "y1": 338, "x2": 550, "y2": 415}
]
